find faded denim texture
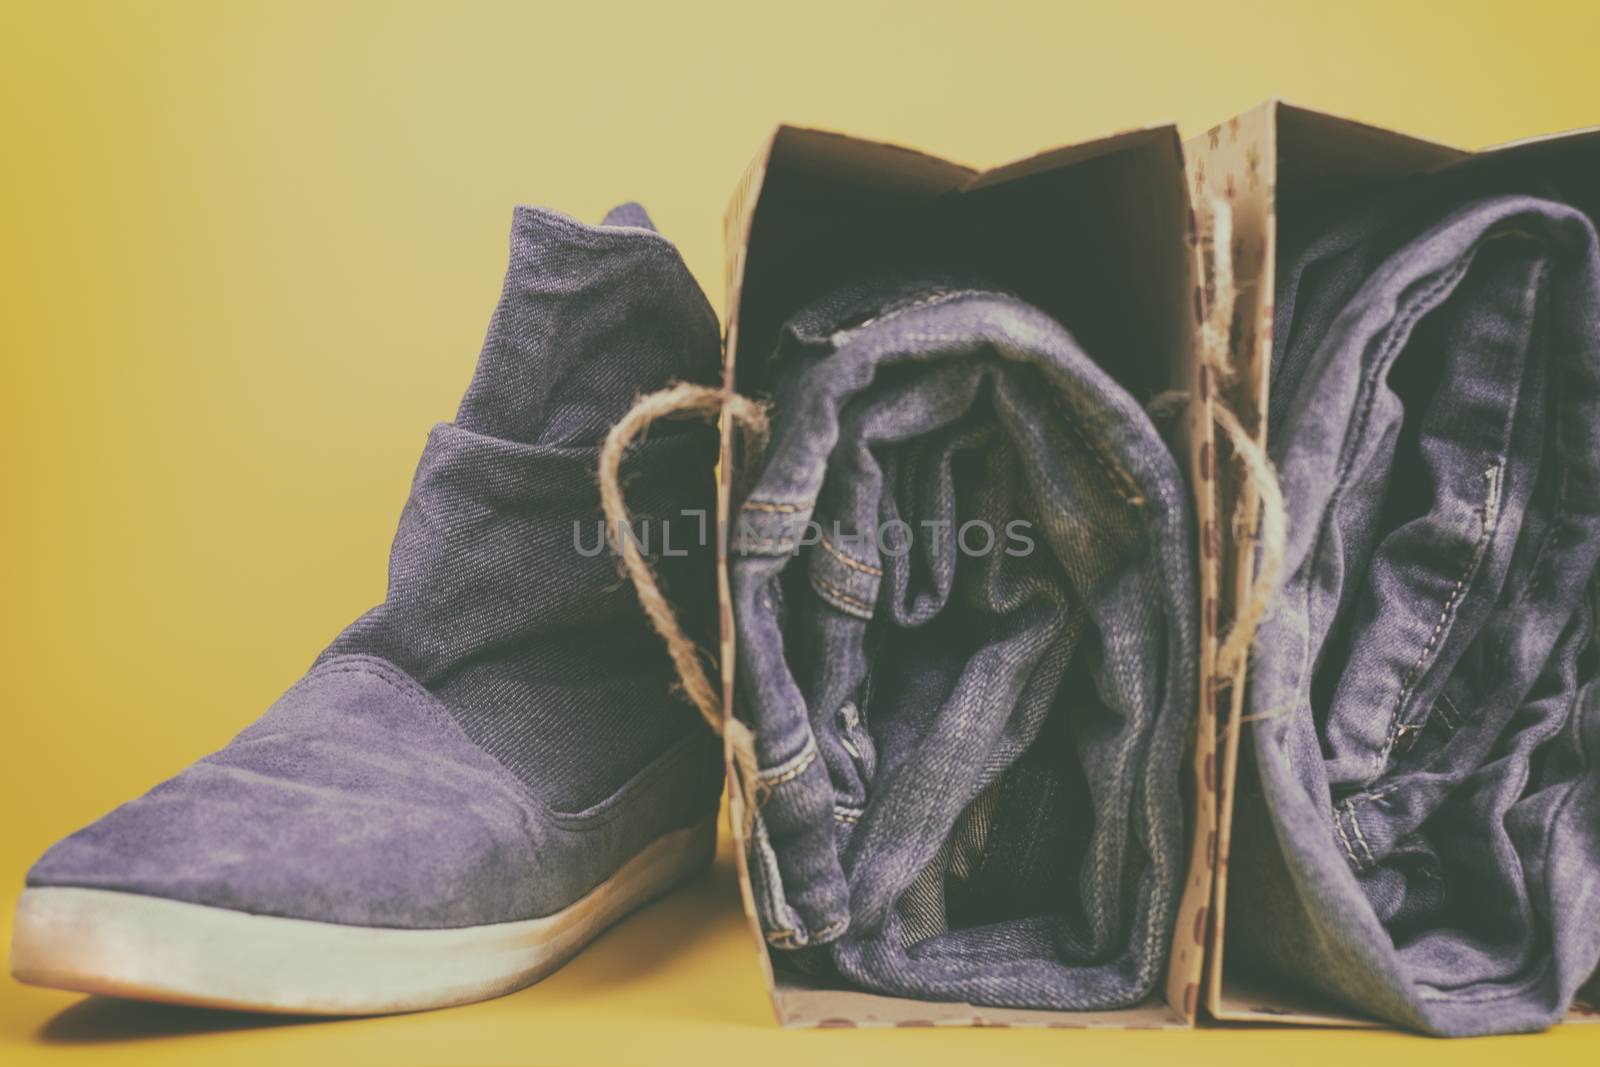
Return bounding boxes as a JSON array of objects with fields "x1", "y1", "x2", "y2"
[
  {"x1": 26, "y1": 204, "x2": 725, "y2": 929},
  {"x1": 1232, "y1": 187, "x2": 1600, "y2": 1034},
  {"x1": 729, "y1": 280, "x2": 1197, "y2": 1010}
]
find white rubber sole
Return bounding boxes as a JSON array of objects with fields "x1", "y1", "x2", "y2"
[{"x1": 10, "y1": 817, "x2": 716, "y2": 1015}]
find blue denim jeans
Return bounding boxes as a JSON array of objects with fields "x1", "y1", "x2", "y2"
[
  {"x1": 1234, "y1": 189, "x2": 1600, "y2": 1034},
  {"x1": 728, "y1": 280, "x2": 1197, "y2": 1010}
]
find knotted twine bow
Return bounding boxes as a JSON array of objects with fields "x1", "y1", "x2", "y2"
[{"x1": 599, "y1": 208, "x2": 1288, "y2": 835}]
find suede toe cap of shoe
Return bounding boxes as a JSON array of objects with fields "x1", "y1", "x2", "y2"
[{"x1": 26, "y1": 656, "x2": 617, "y2": 929}]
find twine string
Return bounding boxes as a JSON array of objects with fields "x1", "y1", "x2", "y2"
[
  {"x1": 1202, "y1": 197, "x2": 1287, "y2": 683},
  {"x1": 597, "y1": 382, "x2": 771, "y2": 822},
  {"x1": 602, "y1": 202, "x2": 1288, "y2": 828}
]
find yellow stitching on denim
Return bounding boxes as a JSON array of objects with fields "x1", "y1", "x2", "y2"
[
  {"x1": 1346, "y1": 805, "x2": 1378, "y2": 868},
  {"x1": 1436, "y1": 691, "x2": 1463, "y2": 731},
  {"x1": 743, "y1": 537, "x2": 796, "y2": 551},
  {"x1": 1048, "y1": 390, "x2": 1146, "y2": 506},
  {"x1": 828, "y1": 289, "x2": 985, "y2": 344},
  {"x1": 819, "y1": 531, "x2": 882, "y2": 576},
  {"x1": 1332, "y1": 808, "x2": 1362, "y2": 868},
  {"x1": 814, "y1": 576, "x2": 873, "y2": 615},
  {"x1": 1384, "y1": 461, "x2": 1503, "y2": 761},
  {"x1": 1362, "y1": 259, "x2": 1516, "y2": 763},
  {"x1": 757, "y1": 745, "x2": 817, "y2": 788},
  {"x1": 1344, "y1": 783, "x2": 1404, "y2": 811},
  {"x1": 1298, "y1": 259, "x2": 1467, "y2": 771},
  {"x1": 837, "y1": 286, "x2": 1146, "y2": 507}
]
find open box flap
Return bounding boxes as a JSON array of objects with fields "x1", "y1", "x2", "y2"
[
  {"x1": 1475, "y1": 123, "x2": 1600, "y2": 159},
  {"x1": 962, "y1": 124, "x2": 1181, "y2": 192}
]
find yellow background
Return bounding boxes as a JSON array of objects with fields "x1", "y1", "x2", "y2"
[{"x1": 4, "y1": 1, "x2": 1600, "y2": 1062}]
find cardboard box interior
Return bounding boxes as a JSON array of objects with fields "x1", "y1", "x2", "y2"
[
  {"x1": 715, "y1": 124, "x2": 1214, "y2": 1027},
  {"x1": 1186, "y1": 99, "x2": 1600, "y2": 1027}
]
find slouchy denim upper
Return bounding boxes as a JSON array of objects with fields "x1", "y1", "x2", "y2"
[
  {"x1": 1234, "y1": 190, "x2": 1600, "y2": 1034},
  {"x1": 27, "y1": 205, "x2": 726, "y2": 929},
  {"x1": 729, "y1": 280, "x2": 1197, "y2": 1010}
]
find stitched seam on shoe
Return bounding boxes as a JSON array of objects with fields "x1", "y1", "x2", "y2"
[
  {"x1": 508, "y1": 209, "x2": 720, "y2": 344},
  {"x1": 517, "y1": 206, "x2": 682, "y2": 253},
  {"x1": 304, "y1": 659, "x2": 714, "y2": 833},
  {"x1": 544, "y1": 733, "x2": 710, "y2": 829},
  {"x1": 298, "y1": 656, "x2": 553, "y2": 816}
]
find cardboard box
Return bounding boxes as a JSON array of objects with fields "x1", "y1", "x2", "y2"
[
  {"x1": 1185, "y1": 100, "x2": 1600, "y2": 1028},
  {"x1": 712, "y1": 124, "x2": 1217, "y2": 1028}
]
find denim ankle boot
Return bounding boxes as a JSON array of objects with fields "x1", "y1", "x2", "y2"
[{"x1": 11, "y1": 204, "x2": 724, "y2": 1015}]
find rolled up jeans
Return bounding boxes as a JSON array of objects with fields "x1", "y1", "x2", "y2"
[
  {"x1": 1233, "y1": 191, "x2": 1600, "y2": 1034},
  {"x1": 728, "y1": 280, "x2": 1197, "y2": 1010}
]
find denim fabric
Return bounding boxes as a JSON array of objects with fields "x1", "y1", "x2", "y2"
[
  {"x1": 1233, "y1": 190, "x2": 1600, "y2": 1034},
  {"x1": 27, "y1": 204, "x2": 725, "y2": 928},
  {"x1": 729, "y1": 281, "x2": 1197, "y2": 1010}
]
